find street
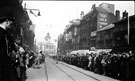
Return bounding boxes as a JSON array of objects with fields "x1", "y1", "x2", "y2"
[
  {"x1": 0, "y1": 1, "x2": 134, "y2": 81},
  {"x1": 26, "y1": 56, "x2": 120, "y2": 81}
]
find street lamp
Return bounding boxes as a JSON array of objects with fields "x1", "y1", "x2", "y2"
[
  {"x1": 24, "y1": 3, "x2": 41, "y2": 17},
  {"x1": 26, "y1": 8, "x2": 41, "y2": 17}
]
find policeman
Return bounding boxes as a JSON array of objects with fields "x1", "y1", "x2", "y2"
[{"x1": 0, "y1": 17, "x2": 17, "y2": 81}]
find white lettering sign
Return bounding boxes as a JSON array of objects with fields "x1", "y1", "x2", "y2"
[
  {"x1": 99, "y1": 18, "x2": 107, "y2": 21},
  {"x1": 98, "y1": 13, "x2": 108, "y2": 29},
  {"x1": 99, "y1": 13, "x2": 107, "y2": 18},
  {"x1": 91, "y1": 31, "x2": 96, "y2": 37},
  {"x1": 99, "y1": 22, "x2": 108, "y2": 25}
]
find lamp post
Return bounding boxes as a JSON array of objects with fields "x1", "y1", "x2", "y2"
[
  {"x1": 26, "y1": 8, "x2": 41, "y2": 17},
  {"x1": 24, "y1": 3, "x2": 41, "y2": 17},
  {"x1": 25, "y1": 8, "x2": 41, "y2": 17},
  {"x1": 127, "y1": 16, "x2": 130, "y2": 45},
  {"x1": 54, "y1": 39, "x2": 57, "y2": 55},
  {"x1": 21, "y1": 3, "x2": 41, "y2": 51}
]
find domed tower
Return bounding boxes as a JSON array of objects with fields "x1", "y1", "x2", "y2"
[{"x1": 44, "y1": 32, "x2": 51, "y2": 43}]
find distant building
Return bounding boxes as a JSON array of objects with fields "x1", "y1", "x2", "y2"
[
  {"x1": 79, "y1": 3, "x2": 117, "y2": 49},
  {"x1": 44, "y1": 42, "x2": 56, "y2": 55},
  {"x1": 57, "y1": 34, "x2": 66, "y2": 55},
  {"x1": 57, "y1": 3, "x2": 134, "y2": 54},
  {"x1": 97, "y1": 14, "x2": 135, "y2": 51},
  {"x1": 44, "y1": 32, "x2": 56, "y2": 55}
]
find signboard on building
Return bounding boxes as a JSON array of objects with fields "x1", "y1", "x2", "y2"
[
  {"x1": 65, "y1": 32, "x2": 72, "y2": 41},
  {"x1": 74, "y1": 27, "x2": 77, "y2": 36},
  {"x1": 97, "y1": 12, "x2": 108, "y2": 31},
  {"x1": 29, "y1": 24, "x2": 35, "y2": 32},
  {"x1": 91, "y1": 31, "x2": 97, "y2": 37}
]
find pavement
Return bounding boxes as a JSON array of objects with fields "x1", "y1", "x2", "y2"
[{"x1": 26, "y1": 64, "x2": 46, "y2": 81}]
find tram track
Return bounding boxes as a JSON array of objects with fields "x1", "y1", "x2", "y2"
[
  {"x1": 50, "y1": 58, "x2": 101, "y2": 81},
  {"x1": 52, "y1": 61, "x2": 76, "y2": 81},
  {"x1": 59, "y1": 62, "x2": 101, "y2": 81},
  {"x1": 44, "y1": 58, "x2": 49, "y2": 81}
]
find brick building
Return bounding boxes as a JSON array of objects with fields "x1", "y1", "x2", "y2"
[
  {"x1": 97, "y1": 13, "x2": 135, "y2": 51},
  {"x1": 79, "y1": 3, "x2": 117, "y2": 49},
  {"x1": 57, "y1": 3, "x2": 134, "y2": 54}
]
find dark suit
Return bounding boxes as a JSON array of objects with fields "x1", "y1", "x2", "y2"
[{"x1": 0, "y1": 27, "x2": 17, "y2": 81}]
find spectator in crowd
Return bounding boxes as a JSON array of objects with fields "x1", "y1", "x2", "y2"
[
  {"x1": 37, "y1": 51, "x2": 42, "y2": 68},
  {"x1": 33, "y1": 51, "x2": 42, "y2": 68},
  {"x1": 40, "y1": 51, "x2": 45, "y2": 64}
]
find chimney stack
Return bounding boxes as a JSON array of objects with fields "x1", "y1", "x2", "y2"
[
  {"x1": 80, "y1": 11, "x2": 84, "y2": 19},
  {"x1": 122, "y1": 10, "x2": 128, "y2": 19},
  {"x1": 115, "y1": 10, "x2": 120, "y2": 21}
]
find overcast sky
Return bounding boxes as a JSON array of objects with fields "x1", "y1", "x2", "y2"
[{"x1": 23, "y1": 1, "x2": 134, "y2": 42}]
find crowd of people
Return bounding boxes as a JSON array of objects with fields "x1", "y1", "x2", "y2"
[
  {"x1": 29, "y1": 51, "x2": 45, "y2": 69},
  {"x1": 0, "y1": 16, "x2": 45, "y2": 81},
  {"x1": 55, "y1": 50, "x2": 135, "y2": 81},
  {"x1": 0, "y1": 14, "x2": 134, "y2": 81}
]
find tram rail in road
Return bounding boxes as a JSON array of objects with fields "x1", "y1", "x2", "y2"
[{"x1": 49, "y1": 58, "x2": 101, "y2": 81}]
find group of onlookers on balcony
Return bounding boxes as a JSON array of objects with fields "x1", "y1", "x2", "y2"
[{"x1": 55, "y1": 50, "x2": 135, "y2": 81}]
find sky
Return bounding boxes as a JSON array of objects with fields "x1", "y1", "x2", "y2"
[{"x1": 22, "y1": 1, "x2": 134, "y2": 43}]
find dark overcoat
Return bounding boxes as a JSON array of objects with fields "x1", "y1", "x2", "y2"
[{"x1": 0, "y1": 27, "x2": 17, "y2": 81}]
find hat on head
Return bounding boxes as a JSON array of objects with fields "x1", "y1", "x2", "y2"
[
  {"x1": 0, "y1": 6, "x2": 15, "y2": 23},
  {"x1": 0, "y1": 17, "x2": 15, "y2": 23},
  {"x1": 0, "y1": 17, "x2": 15, "y2": 22}
]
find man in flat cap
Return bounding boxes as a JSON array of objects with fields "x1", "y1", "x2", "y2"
[{"x1": 0, "y1": 17, "x2": 18, "y2": 81}]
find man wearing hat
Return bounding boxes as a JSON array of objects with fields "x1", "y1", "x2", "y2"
[{"x1": 0, "y1": 16, "x2": 18, "y2": 81}]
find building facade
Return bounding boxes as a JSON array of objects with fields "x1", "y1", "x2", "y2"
[
  {"x1": 0, "y1": 0, "x2": 35, "y2": 51},
  {"x1": 43, "y1": 33, "x2": 56, "y2": 55},
  {"x1": 97, "y1": 14, "x2": 135, "y2": 51},
  {"x1": 57, "y1": 3, "x2": 135, "y2": 55},
  {"x1": 79, "y1": 3, "x2": 117, "y2": 49},
  {"x1": 113, "y1": 15, "x2": 135, "y2": 51}
]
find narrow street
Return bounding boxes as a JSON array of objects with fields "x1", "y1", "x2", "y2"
[{"x1": 26, "y1": 56, "x2": 120, "y2": 81}]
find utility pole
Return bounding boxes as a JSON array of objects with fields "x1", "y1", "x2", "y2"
[{"x1": 127, "y1": 16, "x2": 130, "y2": 45}]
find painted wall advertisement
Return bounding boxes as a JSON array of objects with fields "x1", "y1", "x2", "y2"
[{"x1": 97, "y1": 12, "x2": 108, "y2": 31}]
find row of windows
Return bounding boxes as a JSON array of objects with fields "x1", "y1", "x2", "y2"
[{"x1": 44, "y1": 45, "x2": 55, "y2": 49}]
